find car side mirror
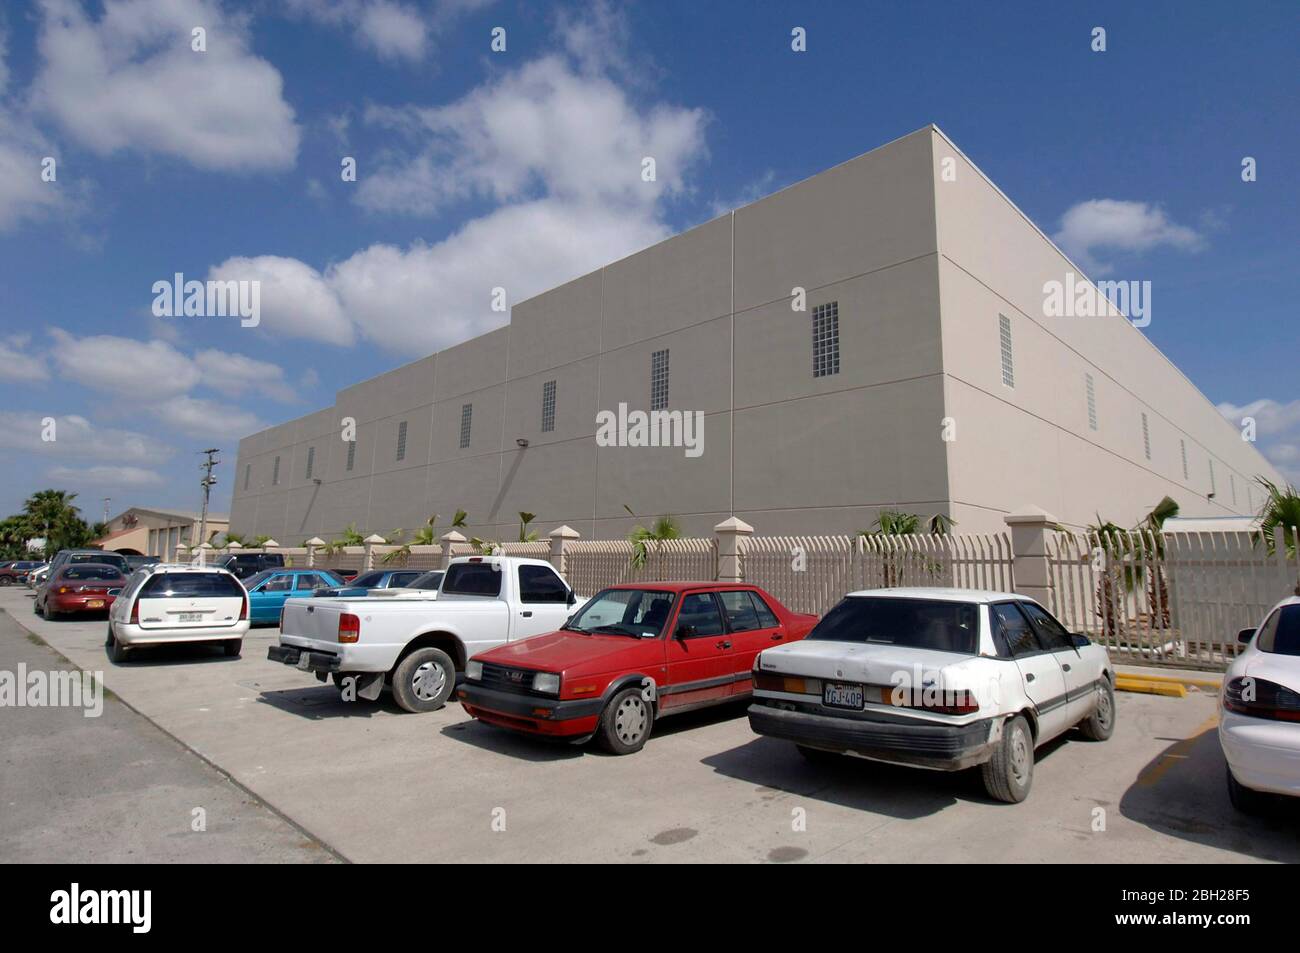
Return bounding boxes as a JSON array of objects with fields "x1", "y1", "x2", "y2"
[
  {"x1": 1071, "y1": 633, "x2": 1090, "y2": 648},
  {"x1": 566, "y1": 589, "x2": 577, "y2": 606},
  {"x1": 676, "y1": 623, "x2": 696, "y2": 639},
  {"x1": 1237, "y1": 627, "x2": 1256, "y2": 644}
]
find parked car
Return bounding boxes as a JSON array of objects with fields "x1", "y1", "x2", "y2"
[
  {"x1": 0, "y1": 560, "x2": 45, "y2": 585},
  {"x1": 747, "y1": 588, "x2": 1115, "y2": 803},
  {"x1": 313, "y1": 568, "x2": 427, "y2": 598},
  {"x1": 42, "y1": 549, "x2": 129, "y2": 588},
  {"x1": 459, "y1": 583, "x2": 819, "y2": 753},
  {"x1": 214, "y1": 551, "x2": 286, "y2": 580},
  {"x1": 243, "y1": 568, "x2": 345, "y2": 625},
  {"x1": 26, "y1": 564, "x2": 50, "y2": 589},
  {"x1": 360, "y1": 570, "x2": 445, "y2": 598},
  {"x1": 1220, "y1": 595, "x2": 1300, "y2": 813},
  {"x1": 269, "y1": 556, "x2": 577, "y2": 712},
  {"x1": 106, "y1": 563, "x2": 249, "y2": 662},
  {"x1": 34, "y1": 563, "x2": 128, "y2": 619},
  {"x1": 123, "y1": 554, "x2": 161, "y2": 573}
]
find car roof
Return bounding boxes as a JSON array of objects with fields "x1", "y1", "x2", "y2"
[
  {"x1": 141, "y1": 562, "x2": 235, "y2": 574},
  {"x1": 843, "y1": 587, "x2": 1036, "y2": 605},
  {"x1": 606, "y1": 581, "x2": 757, "y2": 593}
]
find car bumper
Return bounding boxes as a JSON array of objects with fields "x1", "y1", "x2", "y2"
[
  {"x1": 458, "y1": 682, "x2": 603, "y2": 738},
  {"x1": 113, "y1": 620, "x2": 249, "y2": 646},
  {"x1": 50, "y1": 594, "x2": 117, "y2": 612},
  {"x1": 267, "y1": 643, "x2": 342, "y2": 674},
  {"x1": 748, "y1": 702, "x2": 998, "y2": 771},
  {"x1": 1219, "y1": 709, "x2": 1300, "y2": 797}
]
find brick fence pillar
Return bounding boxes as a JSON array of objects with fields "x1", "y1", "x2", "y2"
[
  {"x1": 440, "y1": 531, "x2": 467, "y2": 570},
  {"x1": 1005, "y1": 505, "x2": 1059, "y2": 606},
  {"x1": 548, "y1": 525, "x2": 580, "y2": 577},
  {"x1": 714, "y1": 516, "x2": 755, "y2": 583}
]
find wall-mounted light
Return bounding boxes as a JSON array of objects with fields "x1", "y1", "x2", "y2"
[
  {"x1": 516, "y1": 438, "x2": 529, "y2": 448},
  {"x1": 313, "y1": 478, "x2": 323, "y2": 485}
]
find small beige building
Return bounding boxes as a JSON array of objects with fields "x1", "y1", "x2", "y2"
[
  {"x1": 227, "y1": 125, "x2": 1282, "y2": 541},
  {"x1": 95, "y1": 507, "x2": 229, "y2": 557}
]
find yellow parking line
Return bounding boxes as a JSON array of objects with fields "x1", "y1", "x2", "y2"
[
  {"x1": 1136, "y1": 714, "x2": 1219, "y2": 788},
  {"x1": 1116, "y1": 671, "x2": 1221, "y2": 690},
  {"x1": 1115, "y1": 677, "x2": 1187, "y2": 698}
]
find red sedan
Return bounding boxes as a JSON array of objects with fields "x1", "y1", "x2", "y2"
[
  {"x1": 37, "y1": 563, "x2": 127, "y2": 620},
  {"x1": 458, "y1": 582, "x2": 818, "y2": 754}
]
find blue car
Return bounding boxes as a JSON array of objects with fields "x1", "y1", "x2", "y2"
[
  {"x1": 244, "y1": 568, "x2": 345, "y2": 625},
  {"x1": 314, "y1": 568, "x2": 442, "y2": 598}
]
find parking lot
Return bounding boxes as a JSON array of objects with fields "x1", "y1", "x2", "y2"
[{"x1": 3, "y1": 585, "x2": 1296, "y2": 864}]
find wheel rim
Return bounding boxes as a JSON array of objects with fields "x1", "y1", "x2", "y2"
[
  {"x1": 1009, "y1": 725, "x2": 1030, "y2": 784},
  {"x1": 614, "y1": 696, "x2": 648, "y2": 745},
  {"x1": 1096, "y1": 686, "x2": 1113, "y2": 729},
  {"x1": 411, "y1": 660, "x2": 447, "y2": 701}
]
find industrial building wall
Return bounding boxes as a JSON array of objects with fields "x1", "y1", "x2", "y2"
[{"x1": 930, "y1": 126, "x2": 1282, "y2": 533}]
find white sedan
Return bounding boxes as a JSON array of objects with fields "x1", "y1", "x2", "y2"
[
  {"x1": 748, "y1": 588, "x2": 1115, "y2": 803},
  {"x1": 1220, "y1": 595, "x2": 1300, "y2": 813}
]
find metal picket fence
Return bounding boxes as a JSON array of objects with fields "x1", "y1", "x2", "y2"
[{"x1": 564, "y1": 538, "x2": 718, "y2": 596}]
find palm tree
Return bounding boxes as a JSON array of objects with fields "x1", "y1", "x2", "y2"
[
  {"x1": 252, "y1": 534, "x2": 273, "y2": 548},
  {"x1": 517, "y1": 512, "x2": 538, "y2": 542},
  {"x1": 859, "y1": 509, "x2": 957, "y2": 586},
  {"x1": 23, "y1": 489, "x2": 92, "y2": 556},
  {"x1": 625, "y1": 507, "x2": 682, "y2": 572},
  {"x1": 323, "y1": 523, "x2": 366, "y2": 554},
  {"x1": 1140, "y1": 496, "x2": 1179, "y2": 628},
  {"x1": 221, "y1": 532, "x2": 247, "y2": 547},
  {"x1": 383, "y1": 516, "x2": 442, "y2": 565},
  {"x1": 1255, "y1": 477, "x2": 1300, "y2": 558}
]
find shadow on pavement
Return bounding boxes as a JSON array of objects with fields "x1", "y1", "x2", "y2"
[
  {"x1": 1119, "y1": 724, "x2": 1300, "y2": 862},
  {"x1": 439, "y1": 718, "x2": 586, "y2": 763}
]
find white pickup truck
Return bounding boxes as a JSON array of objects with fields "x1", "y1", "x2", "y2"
[{"x1": 268, "y1": 555, "x2": 578, "y2": 712}]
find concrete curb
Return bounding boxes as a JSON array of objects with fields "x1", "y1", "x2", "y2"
[{"x1": 1, "y1": 608, "x2": 351, "y2": 864}]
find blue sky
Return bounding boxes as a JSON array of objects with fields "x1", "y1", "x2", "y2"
[{"x1": 0, "y1": 0, "x2": 1296, "y2": 523}]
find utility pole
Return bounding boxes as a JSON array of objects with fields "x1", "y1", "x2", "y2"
[
  {"x1": 102, "y1": 498, "x2": 111, "y2": 524},
  {"x1": 197, "y1": 448, "x2": 220, "y2": 564}
]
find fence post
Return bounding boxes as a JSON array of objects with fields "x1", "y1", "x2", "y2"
[
  {"x1": 714, "y1": 516, "x2": 754, "y2": 583},
  {"x1": 363, "y1": 534, "x2": 386, "y2": 571},
  {"x1": 1005, "y1": 506, "x2": 1058, "y2": 606},
  {"x1": 548, "y1": 525, "x2": 580, "y2": 577},
  {"x1": 305, "y1": 537, "x2": 325, "y2": 568},
  {"x1": 174, "y1": 543, "x2": 189, "y2": 563},
  {"x1": 440, "y1": 531, "x2": 467, "y2": 570}
]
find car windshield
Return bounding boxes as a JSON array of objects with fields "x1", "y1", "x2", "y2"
[
  {"x1": 350, "y1": 571, "x2": 384, "y2": 588},
  {"x1": 410, "y1": 571, "x2": 443, "y2": 589},
  {"x1": 809, "y1": 596, "x2": 980, "y2": 654},
  {"x1": 565, "y1": 588, "x2": 677, "y2": 638},
  {"x1": 243, "y1": 570, "x2": 276, "y2": 589},
  {"x1": 61, "y1": 566, "x2": 123, "y2": 581}
]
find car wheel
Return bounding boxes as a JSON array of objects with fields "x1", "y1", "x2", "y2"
[
  {"x1": 222, "y1": 639, "x2": 243, "y2": 658},
  {"x1": 391, "y1": 647, "x2": 456, "y2": 713},
  {"x1": 1226, "y1": 766, "x2": 1267, "y2": 815},
  {"x1": 797, "y1": 744, "x2": 843, "y2": 765},
  {"x1": 42, "y1": 600, "x2": 56, "y2": 621},
  {"x1": 0, "y1": 577, "x2": 11, "y2": 586},
  {"x1": 106, "y1": 625, "x2": 131, "y2": 664},
  {"x1": 597, "y1": 686, "x2": 654, "y2": 755},
  {"x1": 981, "y1": 714, "x2": 1034, "y2": 803},
  {"x1": 1078, "y1": 678, "x2": 1116, "y2": 741}
]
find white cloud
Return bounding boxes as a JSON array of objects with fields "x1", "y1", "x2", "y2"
[
  {"x1": 153, "y1": 395, "x2": 265, "y2": 437},
  {"x1": 212, "y1": 23, "x2": 708, "y2": 357},
  {"x1": 48, "y1": 464, "x2": 164, "y2": 488},
  {"x1": 208, "y1": 255, "x2": 354, "y2": 346},
  {"x1": 33, "y1": 0, "x2": 300, "y2": 171},
  {"x1": 0, "y1": 336, "x2": 51, "y2": 382},
  {"x1": 1218, "y1": 398, "x2": 1300, "y2": 486},
  {"x1": 48, "y1": 328, "x2": 200, "y2": 396},
  {"x1": 286, "y1": 0, "x2": 490, "y2": 62},
  {"x1": 1053, "y1": 199, "x2": 1204, "y2": 275},
  {"x1": 0, "y1": 412, "x2": 171, "y2": 462},
  {"x1": 194, "y1": 348, "x2": 297, "y2": 402}
]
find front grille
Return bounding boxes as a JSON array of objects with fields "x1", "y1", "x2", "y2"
[{"x1": 479, "y1": 662, "x2": 538, "y2": 695}]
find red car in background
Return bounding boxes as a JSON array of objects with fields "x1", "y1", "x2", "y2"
[
  {"x1": 35, "y1": 563, "x2": 127, "y2": 620},
  {"x1": 458, "y1": 582, "x2": 818, "y2": 754}
]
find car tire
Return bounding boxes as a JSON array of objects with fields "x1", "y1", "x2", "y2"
[
  {"x1": 597, "y1": 686, "x2": 654, "y2": 755},
  {"x1": 0, "y1": 577, "x2": 11, "y2": 586},
  {"x1": 391, "y1": 647, "x2": 456, "y2": 713},
  {"x1": 1226, "y1": 766, "x2": 1267, "y2": 815},
  {"x1": 106, "y1": 625, "x2": 131, "y2": 664},
  {"x1": 222, "y1": 639, "x2": 242, "y2": 658},
  {"x1": 981, "y1": 714, "x2": 1034, "y2": 803},
  {"x1": 797, "y1": 744, "x2": 842, "y2": 765},
  {"x1": 1078, "y1": 678, "x2": 1116, "y2": 741},
  {"x1": 42, "y1": 601, "x2": 56, "y2": 621}
]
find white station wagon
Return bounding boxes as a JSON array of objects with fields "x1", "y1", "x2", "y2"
[
  {"x1": 107, "y1": 563, "x2": 250, "y2": 663},
  {"x1": 749, "y1": 588, "x2": 1115, "y2": 802}
]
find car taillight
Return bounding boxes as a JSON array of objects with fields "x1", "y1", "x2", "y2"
[
  {"x1": 338, "y1": 613, "x2": 361, "y2": 643},
  {"x1": 57, "y1": 586, "x2": 69, "y2": 594},
  {"x1": 240, "y1": 593, "x2": 249, "y2": 621},
  {"x1": 893, "y1": 688, "x2": 981, "y2": 716},
  {"x1": 130, "y1": 598, "x2": 140, "y2": 624},
  {"x1": 1224, "y1": 676, "x2": 1300, "y2": 722}
]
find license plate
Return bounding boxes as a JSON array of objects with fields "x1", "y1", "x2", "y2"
[
  {"x1": 178, "y1": 612, "x2": 203, "y2": 622},
  {"x1": 86, "y1": 600, "x2": 104, "y2": 609},
  {"x1": 824, "y1": 681, "x2": 864, "y2": 710}
]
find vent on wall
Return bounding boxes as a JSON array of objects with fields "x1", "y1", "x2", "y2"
[
  {"x1": 1180, "y1": 438, "x2": 1188, "y2": 480},
  {"x1": 272, "y1": 456, "x2": 280, "y2": 486},
  {"x1": 346, "y1": 439, "x2": 356, "y2": 472},
  {"x1": 998, "y1": 314, "x2": 1014, "y2": 387},
  {"x1": 396, "y1": 420, "x2": 408, "y2": 462},
  {"x1": 244, "y1": 463, "x2": 250, "y2": 491},
  {"x1": 812, "y1": 301, "x2": 840, "y2": 378},
  {"x1": 650, "y1": 349, "x2": 669, "y2": 411},
  {"x1": 305, "y1": 446, "x2": 315, "y2": 480},
  {"x1": 1141, "y1": 413, "x2": 1151, "y2": 460},
  {"x1": 1085, "y1": 374, "x2": 1097, "y2": 431},
  {"x1": 459, "y1": 404, "x2": 473, "y2": 449},
  {"x1": 542, "y1": 380, "x2": 557, "y2": 433}
]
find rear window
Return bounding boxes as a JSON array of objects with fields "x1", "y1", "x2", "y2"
[
  {"x1": 1258, "y1": 605, "x2": 1300, "y2": 657},
  {"x1": 141, "y1": 572, "x2": 244, "y2": 598},
  {"x1": 410, "y1": 571, "x2": 443, "y2": 590},
  {"x1": 69, "y1": 552, "x2": 127, "y2": 570},
  {"x1": 62, "y1": 566, "x2": 124, "y2": 581},
  {"x1": 442, "y1": 562, "x2": 501, "y2": 596},
  {"x1": 809, "y1": 596, "x2": 980, "y2": 654},
  {"x1": 350, "y1": 572, "x2": 384, "y2": 588}
]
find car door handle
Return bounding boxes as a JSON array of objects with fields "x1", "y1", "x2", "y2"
[
  {"x1": 770, "y1": 633, "x2": 784, "y2": 640},
  {"x1": 716, "y1": 640, "x2": 732, "y2": 649},
  {"x1": 520, "y1": 610, "x2": 533, "y2": 618},
  {"x1": 1025, "y1": 673, "x2": 1036, "y2": 682}
]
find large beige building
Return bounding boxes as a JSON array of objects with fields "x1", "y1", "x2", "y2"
[{"x1": 228, "y1": 125, "x2": 1281, "y2": 542}]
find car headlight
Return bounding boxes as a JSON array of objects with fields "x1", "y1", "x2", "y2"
[
  {"x1": 465, "y1": 660, "x2": 483, "y2": 681},
  {"x1": 532, "y1": 671, "x2": 560, "y2": 695}
]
